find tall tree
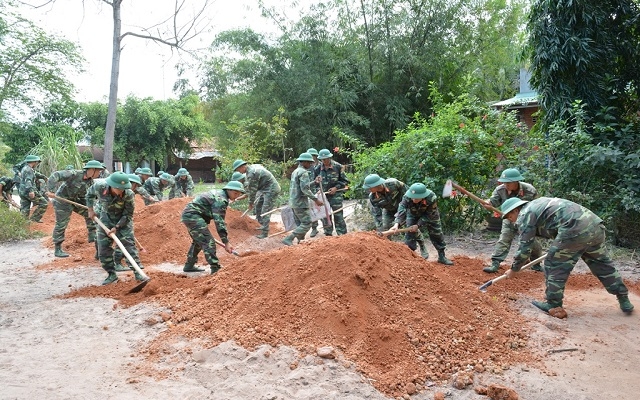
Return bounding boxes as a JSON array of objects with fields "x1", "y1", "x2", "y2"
[
  {"x1": 0, "y1": 2, "x2": 83, "y2": 120},
  {"x1": 526, "y1": 0, "x2": 640, "y2": 132}
]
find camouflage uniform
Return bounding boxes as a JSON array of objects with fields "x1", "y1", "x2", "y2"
[
  {"x1": 47, "y1": 169, "x2": 98, "y2": 244},
  {"x1": 288, "y1": 164, "x2": 318, "y2": 241},
  {"x1": 0, "y1": 176, "x2": 16, "y2": 206},
  {"x1": 245, "y1": 164, "x2": 281, "y2": 235},
  {"x1": 142, "y1": 177, "x2": 170, "y2": 204},
  {"x1": 394, "y1": 190, "x2": 447, "y2": 254},
  {"x1": 512, "y1": 197, "x2": 630, "y2": 308},
  {"x1": 18, "y1": 164, "x2": 48, "y2": 222},
  {"x1": 369, "y1": 178, "x2": 407, "y2": 231},
  {"x1": 488, "y1": 181, "x2": 542, "y2": 265},
  {"x1": 313, "y1": 160, "x2": 349, "y2": 235},
  {"x1": 170, "y1": 174, "x2": 195, "y2": 199},
  {"x1": 180, "y1": 189, "x2": 231, "y2": 273},
  {"x1": 86, "y1": 180, "x2": 140, "y2": 274}
]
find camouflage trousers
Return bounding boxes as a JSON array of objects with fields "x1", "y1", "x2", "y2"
[
  {"x1": 376, "y1": 208, "x2": 397, "y2": 232},
  {"x1": 404, "y1": 209, "x2": 446, "y2": 251},
  {"x1": 113, "y1": 226, "x2": 137, "y2": 266},
  {"x1": 544, "y1": 224, "x2": 628, "y2": 305},
  {"x1": 491, "y1": 219, "x2": 542, "y2": 263},
  {"x1": 291, "y1": 207, "x2": 312, "y2": 240},
  {"x1": 255, "y1": 183, "x2": 281, "y2": 234},
  {"x1": 181, "y1": 211, "x2": 220, "y2": 267},
  {"x1": 19, "y1": 193, "x2": 48, "y2": 222},
  {"x1": 52, "y1": 197, "x2": 96, "y2": 244},
  {"x1": 321, "y1": 195, "x2": 347, "y2": 235},
  {"x1": 96, "y1": 218, "x2": 140, "y2": 273}
]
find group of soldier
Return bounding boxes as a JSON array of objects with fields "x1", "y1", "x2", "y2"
[{"x1": 2, "y1": 151, "x2": 634, "y2": 315}]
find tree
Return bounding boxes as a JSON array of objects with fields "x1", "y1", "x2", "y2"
[
  {"x1": 526, "y1": 0, "x2": 640, "y2": 132},
  {"x1": 0, "y1": 3, "x2": 83, "y2": 120}
]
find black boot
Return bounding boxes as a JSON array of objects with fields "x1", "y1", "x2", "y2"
[
  {"x1": 54, "y1": 243, "x2": 69, "y2": 258},
  {"x1": 183, "y1": 257, "x2": 204, "y2": 272}
]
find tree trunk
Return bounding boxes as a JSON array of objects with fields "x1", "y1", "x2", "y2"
[{"x1": 104, "y1": 0, "x2": 123, "y2": 172}]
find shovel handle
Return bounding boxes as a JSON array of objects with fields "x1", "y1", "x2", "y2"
[
  {"x1": 260, "y1": 206, "x2": 285, "y2": 218},
  {"x1": 213, "y1": 238, "x2": 240, "y2": 257},
  {"x1": 93, "y1": 216, "x2": 149, "y2": 281},
  {"x1": 378, "y1": 226, "x2": 415, "y2": 237},
  {"x1": 52, "y1": 195, "x2": 88, "y2": 209},
  {"x1": 478, "y1": 254, "x2": 547, "y2": 292},
  {"x1": 450, "y1": 183, "x2": 502, "y2": 215}
]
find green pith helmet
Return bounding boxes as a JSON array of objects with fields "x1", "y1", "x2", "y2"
[
  {"x1": 317, "y1": 149, "x2": 333, "y2": 160},
  {"x1": 138, "y1": 167, "x2": 153, "y2": 176},
  {"x1": 232, "y1": 159, "x2": 248, "y2": 171},
  {"x1": 223, "y1": 180, "x2": 246, "y2": 193},
  {"x1": 134, "y1": 167, "x2": 142, "y2": 174},
  {"x1": 306, "y1": 148, "x2": 319, "y2": 156},
  {"x1": 24, "y1": 155, "x2": 41, "y2": 163},
  {"x1": 160, "y1": 173, "x2": 172, "y2": 181},
  {"x1": 498, "y1": 168, "x2": 524, "y2": 183},
  {"x1": 65, "y1": 165, "x2": 74, "y2": 170},
  {"x1": 106, "y1": 171, "x2": 131, "y2": 189},
  {"x1": 405, "y1": 183, "x2": 429, "y2": 199},
  {"x1": 127, "y1": 174, "x2": 142, "y2": 185},
  {"x1": 500, "y1": 198, "x2": 528, "y2": 218},
  {"x1": 83, "y1": 160, "x2": 105, "y2": 170},
  {"x1": 296, "y1": 152, "x2": 314, "y2": 162},
  {"x1": 157, "y1": 170, "x2": 165, "y2": 176},
  {"x1": 362, "y1": 174, "x2": 386, "y2": 189},
  {"x1": 176, "y1": 167, "x2": 188, "y2": 176},
  {"x1": 231, "y1": 171, "x2": 246, "y2": 181}
]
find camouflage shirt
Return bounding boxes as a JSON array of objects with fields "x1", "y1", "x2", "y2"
[
  {"x1": 142, "y1": 177, "x2": 171, "y2": 199},
  {"x1": 513, "y1": 197, "x2": 604, "y2": 268},
  {"x1": 134, "y1": 185, "x2": 155, "y2": 202},
  {"x1": 313, "y1": 160, "x2": 349, "y2": 197},
  {"x1": 289, "y1": 164, "x2": 316, "y2": 208},
  {"x1": 47, "y1": 169, "x2": 94, "y2": 200},
  {"x1": 394, "y1": 189, "x2": 438, "y2": 227},
  {"x1": 86, "y1": 180, "x2": 135, "y2": 229},
  {"x1": 0, "y1": 176, "x2": 15, "y2": 199},
  {"x1": 488, "y1": 181, "x2": 538, "y2": 208},
  {"x1": 183, "y1": 189, "x2": 230, "y2": 243},
  {"x1": 18, "y1": 164, "x2": 37, "y2": 196},
  {"x1": 369, "y1": 178, "x2": 407, "y2": 228},
  {"x1": 174, "y1": 175, "x2": 195, "y2": 196},
  {"x1": 246, "y1": 164, "x2": 279, "y2": 204}
]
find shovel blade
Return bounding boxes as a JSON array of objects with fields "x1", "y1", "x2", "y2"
[
  {"x1": 442, "y1": 180, "x2": 453, "y2": 198},
  {"x1": 128, "y1": 278, "x2": 150, "y2": 293}
]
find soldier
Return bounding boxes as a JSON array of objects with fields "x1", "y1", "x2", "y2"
[
  {"x1": 0, "y1": 176, "x2": 18, "y2": 208},
  {"x1": 306, "y1": 148, "x2": 322, "y2": 237},
  {"x1": 170, "y1": 167, "x2": 195, "y2": 199},
  {"x1": 281, "y1": 153, "x2": 324, "y2": 246},
  {"x1": 142, "y1": 172, "x2": 172, "y2": 204},
  {"x1": 180, "y1": 180, "x2": 245, "y2": 274},
  {"x1": 482, "y1": 168, "x2": 543, "y2": 273},
  {"x1": 501, "y1": 197, "x2": 634, "y2": 314},
  {"x1": 363, "y1": 174, "x2": 408, "y2": 232},
  {"x1": 45, "y1": 160, "x2": 104, "y2": 257},
  {"x1": 229, "y1": 171, "x2": 248, "y2": 203},
  {"x1": 232, "y1": 159, "x2": 281, "y2": 239},
  {"x1": 18, "y1": 155, "x2": 49, "y2": 223},
  {"x1": 138, "y1": 167, "x2": 153, "y2": 184},
  {"x1": 313, "y1": 148, "x2": 349, "y2": 236},
  {"x1": 99, "y1": 163, "x2": 111, "y2": 178},
  {"x1": 87, "y1": 172, "x2": 144, "y2": 285},
  {"x1": 389, "y1": 183, "x2": 454, "y2": 265}
]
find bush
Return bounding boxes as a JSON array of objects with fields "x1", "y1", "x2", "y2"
[{"x1": 0, "y1": 206, "x2": 33, "y2": 242}]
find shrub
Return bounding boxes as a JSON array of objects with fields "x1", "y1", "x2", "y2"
[{"x1": 0, "y1": 206, "x2": 33, "y2": 242}]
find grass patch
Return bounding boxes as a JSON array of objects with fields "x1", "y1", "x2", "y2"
[{"x1": 0, "y1": 206, "x2": 35, "y2": 242}]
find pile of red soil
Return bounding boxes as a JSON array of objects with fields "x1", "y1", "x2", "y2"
[{"x1": 33, "y1": 196, "x2": 640, "y2": 397}]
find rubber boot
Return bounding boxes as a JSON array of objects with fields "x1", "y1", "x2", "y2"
[
  {"x1": 256, "y1": 231, "x2": 268, "y2": 239},
  {"x1": 417, "y1": 240, "x2": 429, "y2": 260},
  {"x1": 483, "y1": 261, "x2": 500, "y2": 273},
  {"x1": 183, "y1": 257, "x2": 204, "y2": 272},
  {"x1": 210, "y1": 264, "x2": 221, "y2": 275},
  {"x1": 54, "y1": 243, "x2": 69, "y2": 258},
  {"x1": 532, "y1": 300, "x2": 562, "y2": 313},
  {"x1": 101, "y1": 272, "x2": 118, "y2": 285},
  {"x1": 281, "y1": 234, "x2": 295, "y2": 246},
  {"x1": 133, "y1": 269, "x2": 146, "y2": 281},
  {"x1": 530, "y1": 263, "x2": 543, "y2": 272},
  {"x1": 114, "y1": 263, "x2": 130, "y2": 272},
  {"x1": 617, "y1": 295, "x2": 634, "y2": 313},
  {"x1": 437, "y1": 249, "x2": 454, "y2": 266},
  {"x1": 309, "y1": 228, "x2": 319, "y2": 238}
]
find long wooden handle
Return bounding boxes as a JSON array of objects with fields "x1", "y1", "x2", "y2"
[
  {"x1": 260, "y1": 206, "x2": 285, "y2": 217},
  {"x1": 451, "y1": 183, "x2": 502, "y2": 214},
  {"x1": 213, "y1": 238, "x2": 240, "y2": 257},
  {"x1": 52, "y1": 195, "x2": 88, "y2": 209},
  {"x1": 93, "y1": 216, "x2": 149, "y2": 280},
  {"x1": 478, "y1": 254, "x2": 547, "y2": 292},
  {"x1": 378, "y1": 226, "x2": 415, "y2": 237}
]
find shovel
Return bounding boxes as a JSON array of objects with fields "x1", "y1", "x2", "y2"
[
  {"x1": 478, "y1": 254, "x2": 547, "y2": 292},
  {"x1": 93, "y1": 216, "x2": 150, "y2": 292},
  {"x1": 377, "y1": 226, "x2": 415, "y2": 237},
  {"x1": 213, "y1": 238, "x2": 251, "y2": 257},
  {"x1": 442, "y1": 180, "x2": 502, "y2": 214}
]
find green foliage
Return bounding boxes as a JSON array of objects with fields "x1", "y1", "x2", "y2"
[
  {"x1": 526, "y1": 0, "x2": 640, "y2": 132},
  {"x1": 0, "y1": 5, "x2": 84, "y2": 120},
  {"x1": 29, "y1": 124, "x2": 84, "y2": 176},
  {"x1": 353, "y1": 86, "x2": 535, "y2": 231},
  {"x1": 0, "y1": 206, "x2": 33, "y2": 242}
]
